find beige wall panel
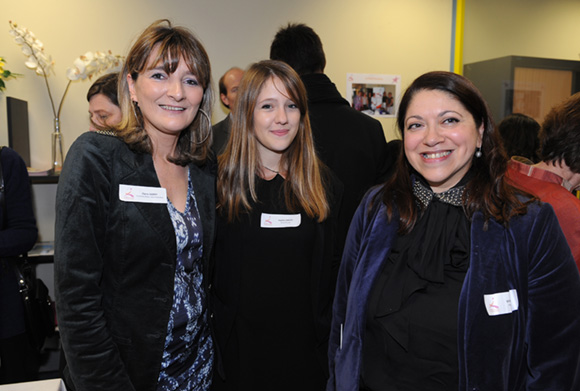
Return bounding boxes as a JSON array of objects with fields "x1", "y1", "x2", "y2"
[{"x1": 513, "y1": 67, "x2": 572, "y2": 124}]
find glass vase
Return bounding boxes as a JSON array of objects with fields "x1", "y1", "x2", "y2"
[{"x1": 51, "y1": 117, "x2": 64, "y2": 175}]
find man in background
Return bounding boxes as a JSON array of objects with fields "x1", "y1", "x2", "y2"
[
  {"x1": 213, "y1": 67, "x2": 244, "y2": 154},
  {"x1": 270, "y1": 23, "x2": 393, "y2": 245},
  {"x1": 506, "y1": 93, "x2": 580, "y2": 269}
]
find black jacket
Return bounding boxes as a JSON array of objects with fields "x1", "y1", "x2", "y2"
[
  {"x1": 301, "y1": 73, "x2": 393, "y2": 245},
  {"x1": 55, "y1": 132, "x2": 216, "y2": 391},
  {"x1": 212, "y1": 115, "x2": 231, "y2": 156},
  {"x1": 0, "y1": 147, "x2": 37, "y2": 339}
]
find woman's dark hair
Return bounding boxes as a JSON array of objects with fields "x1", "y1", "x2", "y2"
[
  {"x1": 540, "y1": 92, "x2": 580, "y2": 174},
  {"x1": 117, "y1": 19, "x2": 213, "y2": 166},
  {"x1": 86, "y1": 72, "x2": 119, "y2": 107},
  {"x1": 498, "y1": 113, "x2": 541, "y2": 162},
  {"x1": 380, "y1": 71, "x2": 529, "y2": 233}
]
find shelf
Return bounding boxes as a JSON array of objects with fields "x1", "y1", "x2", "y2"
[
  {"x1": 27, "y1": 254, "x2": 54, "y2": 264},
  {"x1": 30, "y1": 175, "x2": 59, "y2": 184},
  {"x1": 28, "y1": 241, "x2": 54, "y2": 264}
]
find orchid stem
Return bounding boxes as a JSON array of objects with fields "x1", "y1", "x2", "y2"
[
  {"x1": 20, "y1": 37, "x2": 58, "y2": 118},
  {"x1": 40, "y1": 66, "x2": 57, "y2": 118},
  {"x1": 56, "y1": 80, "x2": 71, "y2": 119}
]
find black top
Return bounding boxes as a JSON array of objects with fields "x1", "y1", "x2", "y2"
[
  {"x1": 213, "y1": 175, "x2": 326, "y2": 391},
  {"x1": 361, "y1": 177, "x2": 470, "y2": 391}
]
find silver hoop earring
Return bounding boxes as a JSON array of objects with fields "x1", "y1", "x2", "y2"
[
  {"x1": 475, "y1": 147, "x2": 482, "y2": 158},
  {"x1": 131, "y1": 101, "x2": 140, "y2": 121},
  {"x1": 193, "y1": 109, "x2": 212, "y2": 145}
]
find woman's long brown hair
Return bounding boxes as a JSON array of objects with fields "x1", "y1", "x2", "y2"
[{"x1": 217, "y1": 60, "x2": 329, "y2": 222}]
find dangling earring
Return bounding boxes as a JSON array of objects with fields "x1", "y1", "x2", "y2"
[
  {"x1": 193, "y1": 109, "x2": 212, "y2": 145},
  {"x1": 475, "y1": 147, "x2": 482, "y2": 158},
  {"x1": 131, "y1": 100, "x2": 140, "y2": 121}
]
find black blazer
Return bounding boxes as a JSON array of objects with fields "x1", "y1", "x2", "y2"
[
  {"x1": 55, "y1": 132, "x2": 216, "y2": 391},
  {"x1": 212, "y1": 115, "x2": 231, "y2": 156}
]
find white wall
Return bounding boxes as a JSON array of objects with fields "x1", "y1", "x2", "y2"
[
  {"x1": 464, "y1": 0, "x2": 580, "y2": 64},
  {"x1": 2, "y1": 0, "x2": 454, "y2": 240},
  {"x1": 1, "y1": 0, "x2": 453, "y2": 163},
  {"x1": 4, "y1": 0, "x2": 580, "y2": 172}
]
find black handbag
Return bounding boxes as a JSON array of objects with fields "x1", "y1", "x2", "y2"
[
  {"x1": 11, "y1": 256, "x2": 56, "y2": 350},
  {"x1": 0, "y1": 146, "x2": 55, "y2": 351}
]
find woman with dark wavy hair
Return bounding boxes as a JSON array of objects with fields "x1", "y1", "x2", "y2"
[
  {"x1": 56, "y1": 20, "x2": 215, "y2": 391},
  {"x1": 327, "y1": 71, "x2": 580, "y2": 391}
]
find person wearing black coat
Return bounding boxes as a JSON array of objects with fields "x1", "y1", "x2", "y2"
[
  {"x1": 0, "y1": 146, "x2": 39, "y2": 384},
  {"x1": 270, "y1": 23, "x2": 394, "y2": 246}
]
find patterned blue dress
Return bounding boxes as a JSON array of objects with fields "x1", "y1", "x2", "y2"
[{"x1": 157, "y1": 171, "x2": 213, "y2": 391}]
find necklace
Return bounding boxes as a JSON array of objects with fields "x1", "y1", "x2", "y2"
[{"x1": 263, "y1": 166, "x2": 280, "y2": 174}]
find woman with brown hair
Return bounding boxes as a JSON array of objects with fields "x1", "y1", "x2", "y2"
[
  {"x1": 327, "y1": 71, "x2": 580, "y2": 391},
  {"x1": 212, "y1": 60, "x2": 342, "y2": 391},
  {"x1": 55, "y1": 20, "x2": 215, "y2": 391}
]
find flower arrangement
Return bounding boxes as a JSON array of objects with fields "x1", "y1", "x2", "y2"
[
  {"x1": 0, "y1": 56, "x2": 21, "y2": 92},
  {"x1": 8, "y1": 20, "x2": 124, "y2": 124}
]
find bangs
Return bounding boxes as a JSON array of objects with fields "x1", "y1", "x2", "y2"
[
  {"x1": 144, "y1": 37, "x2": 208, "y2": 88},
  {"x1": 272, "y1": 72, "x2": 306, "y2": 115}
]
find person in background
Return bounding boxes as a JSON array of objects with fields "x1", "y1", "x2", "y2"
[
  {"x1": 270, "y1": 23, "x2": 391, "y2": 246},
  {"x1": 212, "y1": 67, "x2": 244, "y2": 154},
  {"x1": 211, "y1": 60, "x2": 342, "y2": 391},
  {"x1": 87, "y1": 72, "x2": 122, "y2": 131},
  {"x1": 0, "y1": 146, "x2": 38, "y2": 384},
  {"x1": 328, "y1": 71, "x2": 580, "y2": 391},
  {"x1": 506, "y1": 93, "x2": 580, "y2": 269},
  {"x1": 384, "y1": 91, "x2": 394, "y2": 114},
  {"x1": 497, "y1": 112, "x2": 541, "y2": 162},
  {"x1": 55, "y1": 20, "x2": 215, "y2": 391},
  {"x1": 352, "y1": 89, "x2": 363, "y2": 111}
]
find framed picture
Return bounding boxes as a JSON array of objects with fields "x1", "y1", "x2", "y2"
[{"x1": 346, "y1": 73, "x2": 401, "y2": 118}]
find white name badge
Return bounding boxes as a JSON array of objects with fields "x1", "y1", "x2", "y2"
[
  {"x1": 119, "y1": 184, "x2": 168, "y2": 204},
  {"x1": 260, "y1": 213, "x2": 301, "y2": 228},
  {"x1": 483, "y1": 289, "x2": 519, "y2": 316}
]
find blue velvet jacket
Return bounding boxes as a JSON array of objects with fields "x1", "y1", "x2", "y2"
[{"x1": 328, "y1": 187, "x2": 580, "y2": 391}]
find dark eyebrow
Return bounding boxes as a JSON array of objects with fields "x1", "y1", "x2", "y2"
[
  {"x1": 438, "y1": 110, "x2": 463, "y2": 118},
  {"x1": 405, "y1": 115, "x2": 423, "y2": 125}
]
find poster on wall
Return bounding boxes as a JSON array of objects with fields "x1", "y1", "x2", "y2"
[{"x1": 346, "y1": 73, "x2": 401, "y2": 118}]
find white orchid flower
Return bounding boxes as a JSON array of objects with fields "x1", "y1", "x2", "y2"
[{"x1": 9, "y1": 20, "x2": 124, "y2": 121}]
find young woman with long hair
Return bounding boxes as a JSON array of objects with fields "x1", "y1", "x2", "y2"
[{"x1": 212, "y1": 60, "x2": 342, "y2": 391}]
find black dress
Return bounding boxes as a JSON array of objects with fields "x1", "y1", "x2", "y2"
[{"x1": 212, "y1": 175, "x2": 327, "y2": 391}]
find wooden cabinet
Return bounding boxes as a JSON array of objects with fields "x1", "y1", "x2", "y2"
[{"x1": 463, "y1": 56, "x2": 580, "y2": 124}]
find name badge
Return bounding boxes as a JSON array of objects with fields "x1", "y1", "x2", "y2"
[
  {"x1": 260, "y1": 213, "x2": 301, "y2": 228},
  {"x1": 119, "y1": 184, "x2": 167, "y2": 204},
  {"x1": 483, "y1": 289, "x2": 519, "y2": 316}
]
